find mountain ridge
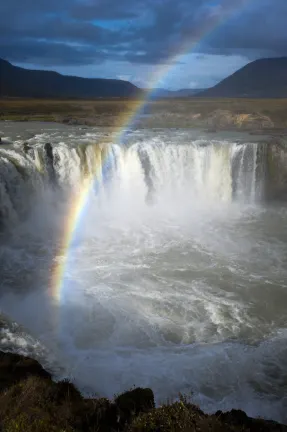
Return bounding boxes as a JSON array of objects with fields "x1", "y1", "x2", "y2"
[
  {"x1": 2, "y1": 57, "x2": 287, "y2": 99},
  {"x1": 0, "y1": 58, "x2": 140, "y2": 98},
  {"x1": 0, "y1": 58, "x2": 207, "y2": 98},
  {"x1": 197, "y1": 57, "x2": 287, "y2": 98}
]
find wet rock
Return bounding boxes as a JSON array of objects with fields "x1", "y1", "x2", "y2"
[
  {"x1": 44, "y1": 142, "x2": 56, "y2": 185},
  {"x1": 23, "y1": 142, "x2": 32, "y2": 153},
  {"x1": 265, "y1": 137, "x2": 287, "y2": 201},
  {"x1": 44, "y1": 142, "x2": 53, "y2": 160}
]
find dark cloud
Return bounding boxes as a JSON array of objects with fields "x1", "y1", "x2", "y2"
[
  {"x1": 0, "y1": 0, "x2": 286, "y2": 68},
  {"x1": 71, "y1": 0, "x2": 142, "y2": 21},
  {"x1": 0, "y1": 39, "x2": 108, "y2": 66},
  {"x1": 198, "y1": 0, "x2": 287, "y2": 59}
]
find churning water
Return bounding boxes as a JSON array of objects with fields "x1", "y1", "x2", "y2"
[{"x1": 1, "y1": 122, "x2": 287, "y2": 423}]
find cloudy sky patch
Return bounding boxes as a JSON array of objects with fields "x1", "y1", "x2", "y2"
[{"x1": 0, "y1": 0, "x2": 286, "y2": 89}]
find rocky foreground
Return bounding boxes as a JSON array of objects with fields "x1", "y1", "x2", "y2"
[{"x1": 0, "y1": 351, "x2": 286, "y2": 432}]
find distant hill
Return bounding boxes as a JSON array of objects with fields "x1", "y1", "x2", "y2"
[
  {"x1": 152, "y1": 88, "x2": 207, "y2": 98},
  {"x1": 197, "y1": 57, "x2": 287, "y2": 98},
  {"x1": 0, "y1": 58, "x2": 208, "y2": 99},
  {"x1": 0, "y1": 58, "x2": 140, "y2": 98}
]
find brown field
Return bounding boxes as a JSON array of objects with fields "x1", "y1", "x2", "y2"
[{"x1": 1, "y1": 97, "x2": 287, "y2": 129}]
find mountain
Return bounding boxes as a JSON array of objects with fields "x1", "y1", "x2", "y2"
[
  {"x1": 0, "y1": 58, "x2": 207, "y2": 99},
  {"x1": 197, "y1": 57, "x2": 287, "y2": 98},
  {"x1": 152, "y1": 88, "x2": 207, "y2": 98},
  {"x1": 0, "y1": 58, "x2": 140, "y2": 98}
]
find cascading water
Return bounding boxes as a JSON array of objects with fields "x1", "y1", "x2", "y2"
[
  {"x1": 0, "y1": 123, "x2": 287, "y2": 424},
  {"x1": 0, "y1": 138, "x2": 261, "y2": 228}
]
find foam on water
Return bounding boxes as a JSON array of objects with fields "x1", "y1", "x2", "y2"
[{"x1": 1, "y1": 123, "x2": 287, "y2": 423}]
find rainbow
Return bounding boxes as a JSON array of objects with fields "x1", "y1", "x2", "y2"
[{"x1": 50, "y1": 0, "x2": 250, "y2": 300}]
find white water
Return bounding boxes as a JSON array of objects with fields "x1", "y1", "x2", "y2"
[
  {"x1": 0, "y1": 133, "x2": 261, "y2": 225},
  {"x1": 1, "y1": 123, "x2": 287, "y2": 423}
]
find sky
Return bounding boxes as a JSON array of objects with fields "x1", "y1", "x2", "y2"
[{"x1": 0, "y1": 0, "x2": 286, "y2": 90}]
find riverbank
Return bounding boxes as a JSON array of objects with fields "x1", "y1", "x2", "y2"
[
  {"x1": 0, "y1": 350, "x2": 286, "y2": 431},
  {"x1": 1, "y1": 97, "x2": 287, "y2": 131}
]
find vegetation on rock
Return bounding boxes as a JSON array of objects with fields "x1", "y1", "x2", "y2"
[{"x1": 0, "y1": 351, "x2": 286, "y2": 432}]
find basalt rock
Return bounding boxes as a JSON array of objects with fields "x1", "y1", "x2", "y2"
[
  {"x1": 44, "y1": 142, "x2": 56, "y2": 185},
  {"x1": 23, "y1": 142, "x2": 32, "y2": 153},
  {"x1": 265, "y1": 137, "x2": 287, "y2": 201}
]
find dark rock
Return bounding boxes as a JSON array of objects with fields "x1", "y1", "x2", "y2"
[
  {"x1": 0, "y1": 351, "x2": 51, "y2": 392},
  {"x1": 215, "y1": 409, "x2": 250, "y2": 426},
  {"x1": 0, "y1": 351, "x2": 286, "y2": 431},
  {"x1": 23, "y1": 142, "x2": 32, "y2": 153},
  {"x1": 214, "y1": 409, "x2": 287, "y2": 431},
  {"x1": 44, "y1": 142, "x2": 53, "y2": 160},
  {"x1": 44, "y1": 142, "x2": 56, "y2": 185},
  {"x1": 52, "y1": 379, "x2": 83, "y2": 403},
  {"x1": 62, "y1": 117, "x2": 83, "y2": 126},
  {"x1": 115, "y1": 387, "x2": 155, "y2": 427},
  {"x1": 70, "y1": 388, "x2": 155, "y2": 431},
  {"x1": 80, "y1": 398, "x2": 118, "y2": 432},
  {"x1": 265, "y1": 137, "x2": 287, "y2": 201}
]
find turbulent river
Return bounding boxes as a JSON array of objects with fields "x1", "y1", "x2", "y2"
[{"x1": 1, "y1": 122, "x2": 287, "y2": 423}]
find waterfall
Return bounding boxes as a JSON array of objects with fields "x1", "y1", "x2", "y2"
[
  {"x1": 0, "y1": 139, "x2": 262, "y2": 228},
  {"x1": 231, "y1": 143, "x2": 260, "y2": 202}
]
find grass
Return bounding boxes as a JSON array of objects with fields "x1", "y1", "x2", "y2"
[
  {"x1": 1, "y1": 97, "x2": 287, "y2": 128},
  {"x1": 0, "y1": 377, "x2": 244, "y2": 432},
  {"x1": 1, "y1": 377, "x2": 281, "y2": 432},
  {"x1": 0, "y1": 351, "x2": 285, "y2": 432},
  {"x1": 0, "y1": 98, "x2": 141, "y2": 126}
]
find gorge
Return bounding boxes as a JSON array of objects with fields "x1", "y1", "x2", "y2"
[{"x1": 1, "y1": 122, "x2": 287, "y2": 427}]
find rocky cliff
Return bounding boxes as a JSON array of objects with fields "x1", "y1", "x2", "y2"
[{"x1": 265, "y1": 137, "x2": 287, "y2": 201}]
